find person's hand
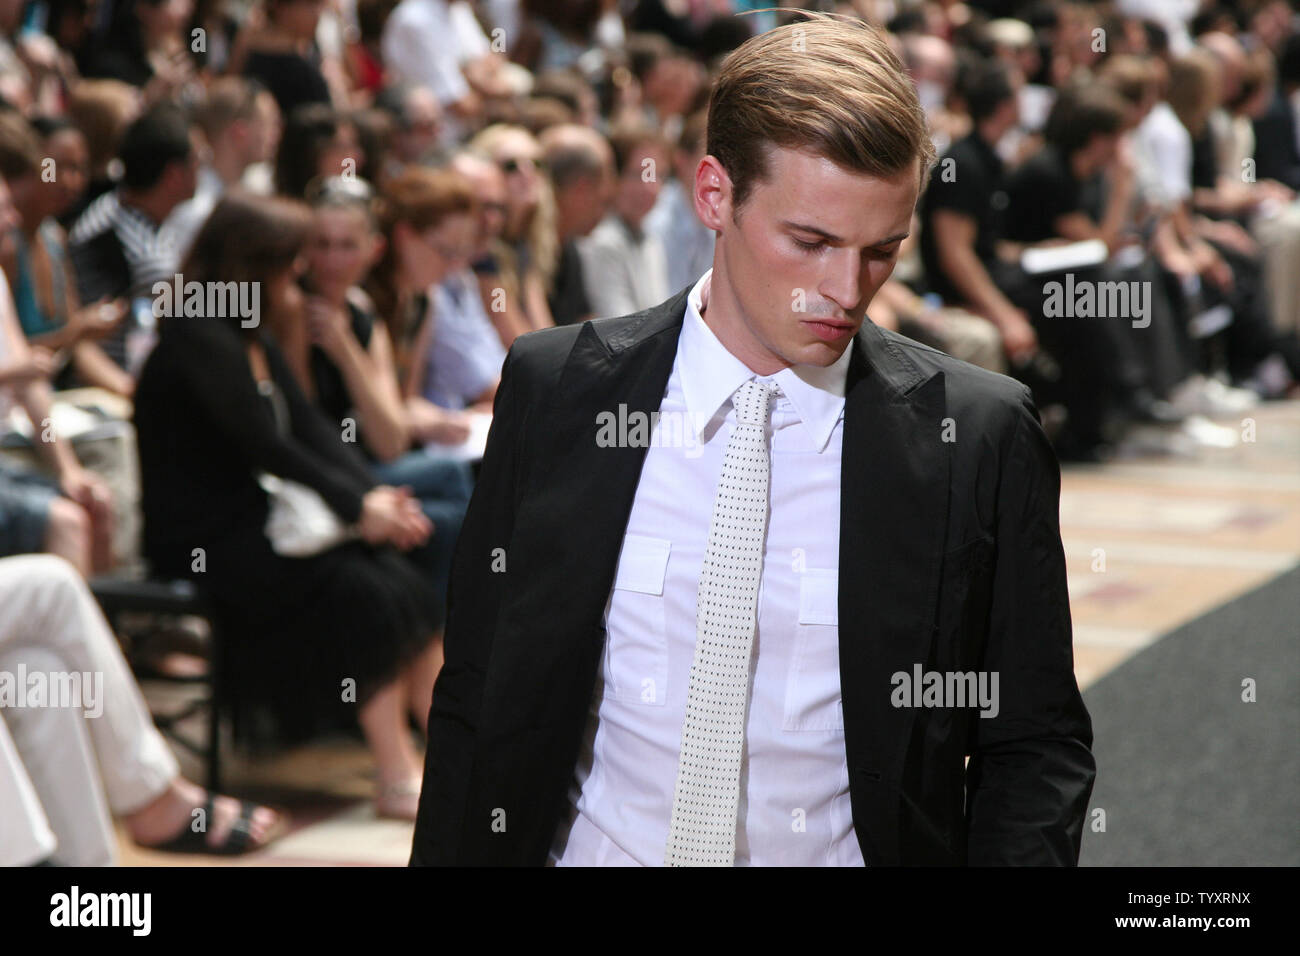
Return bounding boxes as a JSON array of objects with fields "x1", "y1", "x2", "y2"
[
  {"x1": 5, "y1": 347, "x2": 56, "y2": 383},
  {"x1": 359, "y1": 486, "x2": 431, "y2": 550},
  {"x1": 143, "y1": 49, "x2": 196, "y2": 103},
  {"x1": 410, "y1": 401, "x2": 472, "y2": 445},
  {"x1": 1191, "y1": 241, "x2": 1235, "y2": 292},
  {"x1": 59, "y1": 466, "x2": 113, "y2": 515},
  {"x1": 15, "y1": 33, "x2": 62, "y2": 79},
  {"x1": 1202, "y1": 217, "x2": 1258, "y2": 257},
  {"x1": 69, "y1": 298, "x2": 128, "y2": 341},
  {"x1": 994, "y1": 306, "x2": 1038, "y2": 364},
  {"x1": 1157, "y1": 245, "x2": 1198, "y2": 281},
  {"x1": 426, "y1": 410, "x2": 472, "y2": 445},
  {"x1": 304, "y1": 296, "x2": 351, "y2": 357},
  {"x1": 1251, "y1": 178, "x2": 1295, "y2": 207}
]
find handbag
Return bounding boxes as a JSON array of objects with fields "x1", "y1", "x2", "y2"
[
  {"x1": 255, "y1": 376, "x2": 359, "y2": 557},
  {"x1": 258, "y1": 471, "x2": 357, "y2": 557}
]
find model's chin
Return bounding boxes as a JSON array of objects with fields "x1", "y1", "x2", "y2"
[{"x1": 788, "y1": 336, "x2": 853, "y2": 368}]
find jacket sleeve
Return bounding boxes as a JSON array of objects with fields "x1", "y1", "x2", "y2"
[
  {"x1": 410, "y1": 340, "x2": 527, "y2": 865},
  {"x1": 164, "y1": 319, "x2": 372, "y2": 524},
  {"x1": 964, "y1": 385, "x2": 1096, "y2": 865}
]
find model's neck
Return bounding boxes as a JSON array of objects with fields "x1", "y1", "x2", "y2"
[{"x1": 698, "y1": 262, "x2": 790, "y2": 377}]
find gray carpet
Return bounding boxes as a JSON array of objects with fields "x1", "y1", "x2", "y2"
[{"x1": 1080, "y1": 565, "x2": 1300, "y2": 865}]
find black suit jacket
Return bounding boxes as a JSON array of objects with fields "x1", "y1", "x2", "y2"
[{"x1": 410, "y1": 286, "x2": 1096, "y2": 866}]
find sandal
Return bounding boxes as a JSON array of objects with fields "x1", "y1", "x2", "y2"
[
  {"x1": 136, "y1": 793, "x2": 283, "y2": 856},
  {"x1": 375, "y1": 776, "x2": 422, "y2": 821}
]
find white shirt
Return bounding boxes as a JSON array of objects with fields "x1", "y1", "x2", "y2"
[
  {"x1": 381, "y1": 0, "x2": 474, "y2": 143},
  {"x1": 577, "y1": 213, "x2": 670, "y2": 319},
  {"x1": 424, "y1": 268, "x2": 506, "y2": 409},
  {"x1": 162, "y1": 165, "x2": 225, "y2": 269},
  {"x1": 644, "y1": 179, "x2": 715, "y2": 296},
  {"x1": 1135, "y1": 101, "x2": 1192, "y2": 209},
  {"x1": 549, "y1": 269, "x2": 864, "y2": 866}
]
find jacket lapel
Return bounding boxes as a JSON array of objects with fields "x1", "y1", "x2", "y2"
[
  {"x1": 496, "y1": 290, "x2": 691, "y2": 726},
  {"x1": 838, "y1": 320, "x2": 950, "y2": 864}
]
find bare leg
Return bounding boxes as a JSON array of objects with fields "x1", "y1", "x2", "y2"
[
  {"x1": 87, "y1": 495, "x2": 114, "y2": 574},
  {"x1": 404, "y1": 632, "x2": 444, "y2": 736},
  {"x1": 358, "y1": 677, "x2": 422, "y2": 819},
  {"x1": 42, "y1": 498, "x2": 91, "y2": 577}
]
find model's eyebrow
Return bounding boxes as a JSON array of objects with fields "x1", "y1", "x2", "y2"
[{"x1": 781, "y1": 221, "x2": 910, "y2": 247}]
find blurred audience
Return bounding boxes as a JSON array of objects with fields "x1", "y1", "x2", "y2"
[{"x1": 1, "y1": 0, "x2": 1298, "y2": 861}]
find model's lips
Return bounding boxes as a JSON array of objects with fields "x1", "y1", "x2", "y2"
[{"x1": 802, "y1": 318, "x2": 857, "y2": 342}]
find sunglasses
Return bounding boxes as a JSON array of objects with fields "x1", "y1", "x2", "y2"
[{"x1": 499, "y1": 156, "x2": 546, "y2": 175}]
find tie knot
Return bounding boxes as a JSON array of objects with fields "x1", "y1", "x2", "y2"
[{"x1": 733, "y1": 378, "x2": 778, "y2": 426}]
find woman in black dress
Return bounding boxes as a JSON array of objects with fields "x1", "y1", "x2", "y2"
[{"x1": 133, "y1": 191, "x2": 438, "y2": 819}]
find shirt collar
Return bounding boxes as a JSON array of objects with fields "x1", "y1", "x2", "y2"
[{"x1": 678, "y1": 268, "x2": 853, "y2": 454}]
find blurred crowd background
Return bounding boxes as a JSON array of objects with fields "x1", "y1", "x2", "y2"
[{"x1": 2, "y1": 0, "x2": 1299, "y2": 865}]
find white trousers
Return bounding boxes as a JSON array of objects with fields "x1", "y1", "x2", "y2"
[{"x1": 0, "y1": 554, "x2": 179, "y2": 866}]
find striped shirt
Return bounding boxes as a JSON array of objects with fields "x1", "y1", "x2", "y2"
[{"x1": 68, "y1": 191, "x2": 181, "y2": 371}]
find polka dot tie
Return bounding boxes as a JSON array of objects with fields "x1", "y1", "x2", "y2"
[{"x1": 665, "y1": 377, "x2": 779, "y2": 866}]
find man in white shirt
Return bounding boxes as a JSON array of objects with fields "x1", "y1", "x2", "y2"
[
  {"x1": 164, "y1": 77, "x2": 281, "y2": 266},
  {"x1": 644, "y1": 110, "x2": 715, "y2": 299},
  {"x1": 577, "y1": 122, "x2": 672, "y2": 319},
  {"x1": 381, "y1": 0, "x2": 508, "y2": 145},
  {"x1": 412, "y1": 14, "x2": 1094, "y2": 867}
]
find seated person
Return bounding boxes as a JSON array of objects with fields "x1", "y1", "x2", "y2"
[
  {"x1": 0, "y1": 114, "x2": 127, "y2": 375},
  {"x1": 272, "y1": 176, "x2": 474, "y2": 650},
  {"x1": 576, "y1": 122, "x2": 672, "y2": 318},
  {"x1": 0, "y1": 553, "x2": 282, "y2": 864},
  {"x1": 1001, "y1": 84, "x2": 1190, "y2": 457},
  {"x1": 919, "y1": 60, "x2": 1037, "y2": 365},
  {"x1": 0, "y1": 206, "x2": 113, "y2": 574},
  {"x1": 133, "y1": 191, "x2": 442, "y2": 819},
  {"x1": 68, "y1": 104, "x2": 199, "y2": 395}
]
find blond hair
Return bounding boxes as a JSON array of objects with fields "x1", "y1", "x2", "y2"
[
  {"x1": 708, "y1": 12, "x2": 937, "y2": 214},
  {"x1": 1167, "y1": 50, "x2": 1221, "y2": 138},
  {"x1": 469, "y1": 124, "x2": 559, "y2": 295}
]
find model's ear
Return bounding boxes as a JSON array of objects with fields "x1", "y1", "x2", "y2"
[{"x1": 693, "y1": 154, "x2": 732, "y2": 233}]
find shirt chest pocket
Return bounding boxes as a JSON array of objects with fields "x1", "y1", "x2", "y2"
[
  {"x1": 602, "y1": 534, "x2": 671, "y2": 705},
  {"x1": 782, "y1": 569, "x2": 845, "y2": 732}
]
